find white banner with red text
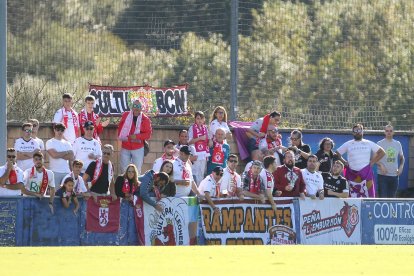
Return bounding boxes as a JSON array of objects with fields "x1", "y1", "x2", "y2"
[{"x1": 299, "y1": 198, "x2": 362, "y2": 245}]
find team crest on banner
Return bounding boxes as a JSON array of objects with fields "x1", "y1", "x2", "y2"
[
  {"x1": 99, "y1": 199, "x2": 110, "y2": 227},
  {"x1": 299, "y1": 198, "x2": 361, "y2": 244},
  {"x1": 86, "y1": 196, "x2": 120, "y2": 233},
  {"x1": 269, "y1": 225, "x2": 297, "y2": 245}
]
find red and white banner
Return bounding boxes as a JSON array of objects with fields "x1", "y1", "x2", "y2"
[
  {"x1": 299, "y1": 198, "x2": 361, "y2": 245},
  {"x1": 89, "y1": 84, "x2": 189, "y2": 117},
  {"x1": 86, "y1": 196, "x2": 120, "y2": 233},
  {"x1": 134, "y1": 197, "x2": 198, "y2": 246},
  {"x1": 200, "y1": 198, "x2": 297, "y2": 245}
]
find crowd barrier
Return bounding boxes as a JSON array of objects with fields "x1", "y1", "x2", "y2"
[{"x1": 0, "y1": 197, "x2": 413, "y2": 246}]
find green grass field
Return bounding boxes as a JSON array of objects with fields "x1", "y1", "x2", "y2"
[{"x1": 0, "y1": 245, "x2": 412, "y2": 275}]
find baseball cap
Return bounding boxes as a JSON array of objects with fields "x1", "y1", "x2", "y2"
[
  {"x1": 163, "y1": 140, "x2": 175, "y2": 147},
  {"x1": 84, "y1": 121, "x2": 94, "y2": 128},
  {"x1": 179, "y1": 145, "x2": 192, "y2": 155}
]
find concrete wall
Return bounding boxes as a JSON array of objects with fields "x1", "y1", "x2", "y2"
[{"x1": 7, "y1": 123, "x2": 414, "y2": 188}]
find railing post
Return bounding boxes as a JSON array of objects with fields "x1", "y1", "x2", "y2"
[{"x1": 230, "y1": 0, "x2": 239, "y2": 121}]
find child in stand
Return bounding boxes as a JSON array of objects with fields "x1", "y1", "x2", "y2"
[
  {"x1": 207, "y1": 128, "x2": 230, "y2": 175},
  {"x1": 56, "y1": 177, "x2": 79, "y2": 214},
  {"x1": 208, "y1": 106, "x2": 232, "y2": 146},
  {"x1": 188, "y1": 111, "x2": 210, "y2": 185}
]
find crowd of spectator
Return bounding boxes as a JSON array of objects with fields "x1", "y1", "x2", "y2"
[{"x1": 0, "y1": 93, "x2": 406, "y2": 214}]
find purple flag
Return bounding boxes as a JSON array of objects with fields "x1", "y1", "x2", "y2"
[
  {"x1": 344, "y1": 164, "x2": 375, "y2": 198},
  {"x1": 229, "y1": 121, "x2": 253, "y2": 161}
]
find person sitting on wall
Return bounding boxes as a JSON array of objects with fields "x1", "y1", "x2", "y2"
[{"x1": 246, "y1": 111, "x2": 281, "y2": 155}]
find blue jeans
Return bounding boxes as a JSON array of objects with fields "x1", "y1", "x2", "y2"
[
  {"x1": 120, "y1": 147, "x2": 144, "y2": 175},
  {"x1": 377, "y1": 174, "x2": 398, "y2": 198}
]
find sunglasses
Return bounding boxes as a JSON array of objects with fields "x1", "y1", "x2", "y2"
[
  {"x1": 32, "y1": 124, "x2": 38, "y2": 127},
  {"x1": 228, "y1": 160, "x2": 238, "y2": 163},
  {"x1": 85, "y1": 127, "x2": 94, "y2": 131},
  {"x1": 7, "y1": 155, "x2": 16, "y2": 158},
  {"x1": 132, "y1": 103, "x2": 142, "y2": 109},
  {"x1": 217, "y1": 111, "x2": 224, "y2": 115},
  {"x1": 24, "y1": 129, "x2": 32, "y2": 133},
  {"x1": 103, "y1": 152, "x2": 111, "y2": 156},
  {"x1": 353, "y1": 129, "x2": 363, "y2": 133}
]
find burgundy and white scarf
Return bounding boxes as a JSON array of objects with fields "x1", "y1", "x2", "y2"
[
  {"x1": 91, "y1": 158, "x2": 114, "y2": 186},
  {"x1": 211, "y1": 139, "x2": 225, "y2": 165},
  {"x1": 61, "y1": 108, "x2": 80, "y2": 137},
  {"x1": 29, "y1": 166, "x2": 49, "y2": 195},
  {"x1": 192, "y1": 123, "x2": 209, "y2": 154}
]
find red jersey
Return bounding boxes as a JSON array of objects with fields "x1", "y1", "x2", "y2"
[{"x1": 273, "y1": 165, "x2": 306, "y2": 197}]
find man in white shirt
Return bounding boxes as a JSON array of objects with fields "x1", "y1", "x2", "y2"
[
  {"x1": 0, "y1": 148, "x2": 25, "y2": 196},
  {"x1": 336, "y1": 124, "x2": 385, "y2": 198},
  {"x1": 72, "y1": 121, "x2": 102, "y2": 173},
  {"x1": 23, "y1": 152, "x2": 55, "y2": 213},
  {"x1": 15, "y1": 123, "x2": 41, "y2": 171},
  {"x1": 301, "y1": 155, "x2": 324, "y2": 200},
  {"x1": 219, "y1": 154, "x2": 244, "y2": 200},
  {"x1": 46, "y1": 123, "x2": 74, "y2": 186},
  {"x1": 28, "y1": 118, "x2": 45, "y2": 155},
  {"x1": 173, "y1": 146, "x2": 199, "y2": 197},
  {"x1": 53, "y1": 93, "x2": 80, "y2": 144},
  {"x1": 153, "y1": 140, "x2": 177, "y2": 172},
  {"x1": 198, "y1": 166, "x2": 224, "y2": 215}
]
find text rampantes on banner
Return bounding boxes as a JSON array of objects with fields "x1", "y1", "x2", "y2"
[
  {"x1": 89, "y1": 84, "x2": 189, "y2": 117},
  {"x1": 200, "y1": 198, "x2": 297, "y2": 245}
]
